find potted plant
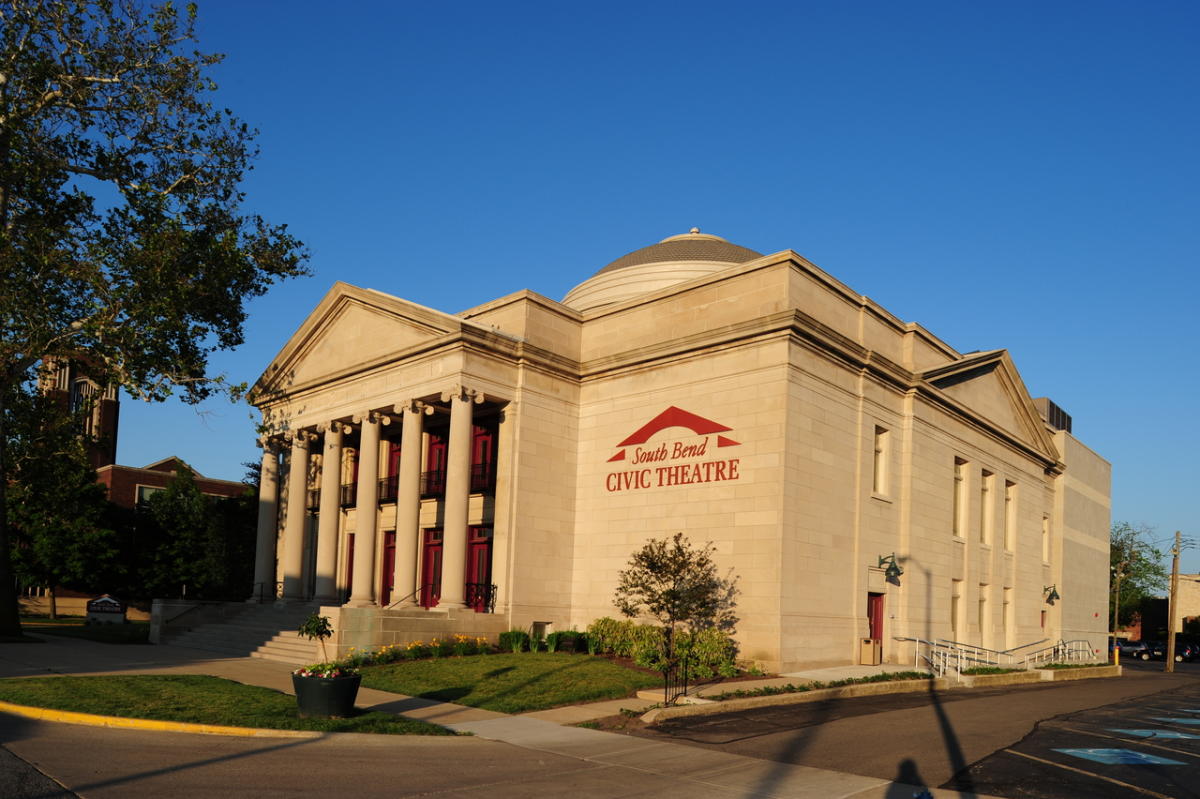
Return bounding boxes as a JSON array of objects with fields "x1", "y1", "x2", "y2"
[{"x1": 292, "y1": 613, "x2": 361, "y2": 718}]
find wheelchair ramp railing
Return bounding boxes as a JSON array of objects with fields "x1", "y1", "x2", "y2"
[{"x1": 895, "y1": 636, "x2": 1088, "y2": 678}]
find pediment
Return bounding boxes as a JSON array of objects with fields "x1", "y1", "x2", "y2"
[
  {"x1": 922, "y1": 350, "x2": 1060, "y2": 463},
  {"x1": 253, "y1": 283, "x2": 460, "y2": 399}
]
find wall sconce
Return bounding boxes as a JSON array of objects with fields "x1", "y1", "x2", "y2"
[
  {"x1": 1044, "y1": 585, "x2": 1060, "y2": 605},
  {"x1": 878, "y1": 553, "x2": 904, "y2": 585}
]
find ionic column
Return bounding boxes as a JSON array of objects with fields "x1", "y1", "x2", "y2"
[
  {"x1": 440, "y1": 387, "x2": 482, "y2": 609},
  {"x1": 313, "y1": 422, "x2": 344, "y2": 601},
  {"x1": 349, "y1": 411, "x2": 387, "y2": 606},
  {"x1": 251, "y1": 440, "x2": 281, "y2": 602},
  {"x1": 282, "y1": 431, "x2": 314, "y2": 600},
  {"x1": 392, "y1": 401, "x2": 431, "y2": 605}
]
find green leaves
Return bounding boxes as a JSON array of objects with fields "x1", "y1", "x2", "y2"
[
  {"x1": 1111, "y1": 521, "x2": 1168, "y2": 628},
  {"x1": 614, "y1": 532, "x2": 739, "y2": 635}
]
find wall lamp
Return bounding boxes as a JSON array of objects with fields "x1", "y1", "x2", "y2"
[
  {"x1": 878, "y1": 553, "x2": 904, "y2": 585},
  {"x1": 1044, "y1": 585, "x2": 1060, "y2": 605}
]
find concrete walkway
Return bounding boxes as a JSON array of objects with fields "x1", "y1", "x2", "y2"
[{"x1": 0, "y1": 634, "x2": 1000, "y2": 798}]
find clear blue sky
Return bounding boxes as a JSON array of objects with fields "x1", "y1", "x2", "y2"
[{"x1": 115, "y1": 2, "x2": 1199, "y2": 569}]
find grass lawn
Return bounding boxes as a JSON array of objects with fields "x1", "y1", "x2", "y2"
[
  {"x1": 19, "y1": 619, "x2": 150, "y2": 644},
  {"x1": 361, "y1": 652, "x2": 661, "y2": 713},
  {"x1": 0, "y1": 675, "x2": 453, "y2": 735}
]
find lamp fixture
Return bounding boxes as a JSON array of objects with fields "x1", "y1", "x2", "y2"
[
  {"x1": 1044, "y1": 584, "x2": 1060, "y2": 604},
  {"x1": 878, "y1": 553, "x2": 904, "y2": 584}
]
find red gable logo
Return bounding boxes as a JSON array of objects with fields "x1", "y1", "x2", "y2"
[
  {"x1": 604, "y1": 406, "x2": 742, "y2": 492},
  {"x1": 608, "y1": 406, "x2": 740, "y2": 462}
]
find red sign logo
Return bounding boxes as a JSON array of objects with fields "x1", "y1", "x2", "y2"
[{"x1": 605, "y1": 406, "x2": 741, "y2": 492}]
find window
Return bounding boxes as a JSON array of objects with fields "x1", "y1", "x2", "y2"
[
  {"x1": 872, "y1": 426, "x2": 890, "y2": 496},
  {"x1": 953, "y1": 458, "x2": 968, "y2": 538},
  {"x1": 978, "y1": 584, "x2": 990, "y2": 648},
  {"x1": 1003, "y1": 480, "x2": 1017, "y2": 551},
  {"x1": 951, "y1": 579, "x2": 964, "y2": 641},
  {"x1": 1041, "y1": 516, "x2": 1051, "y2": 563},
  {"x1": 136, "y1": 485, "x2": 165, "y2": 506},
  {"x1": 1003, "y1": 587, "x2": 1014, "y2": 649},
  {"x1": 979, "y1": 470, "x2": 994, "y2": 545}
]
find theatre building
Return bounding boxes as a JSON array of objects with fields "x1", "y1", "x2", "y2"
[{"x1": 250, "y1": 230, "x2": 1110, "y2": 671}]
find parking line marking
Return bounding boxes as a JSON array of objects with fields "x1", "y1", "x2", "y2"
[
  {"x1": 1051, "y1": 725, "x2": 1200, "y2": 757},
  {"x1": 1052, "y1": 748, "x2": 1185, "y2": 766},
  {"x1": 1004, "y1": 749, "x2": 1176, "y2": 799},
  {"x1": 1111, "y1": 729, "x2": 1200, "y2": 740}
]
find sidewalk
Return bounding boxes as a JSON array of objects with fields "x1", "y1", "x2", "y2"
[{"x1": 0, "y1": 634, "x2": 1001, "y2": 798}]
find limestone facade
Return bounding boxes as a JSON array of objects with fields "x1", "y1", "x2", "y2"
[{"x1": 249, "y1": 230, "x2": 1111, "y2": 670}]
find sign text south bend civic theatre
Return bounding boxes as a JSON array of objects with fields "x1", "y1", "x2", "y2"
[{"x1": 605, "y1": 437, "x2": 740, "y2": 491}]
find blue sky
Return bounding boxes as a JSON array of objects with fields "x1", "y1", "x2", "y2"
[{"x1": 116, "y1": 2, "x2": 1199, "y2": 568}]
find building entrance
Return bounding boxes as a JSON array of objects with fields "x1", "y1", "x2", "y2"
[
  {"x1": 466, "y1": 526, "x2": 492, "y2": 612},
  {"x1": 420, "y1": 529, "x2": 443, "y2": 608},
  {"x1": 380, "y1": 530, "x2": 396, "y2": 605}
]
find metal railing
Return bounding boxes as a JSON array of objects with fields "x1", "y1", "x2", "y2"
[
  {"x1": 378, "y1": 475, "x2": 398, "y2": 503},
  {"x1": 896, "y1": 636, "x2": 1098, "y2": 678},
  {"x1": 1019, "y1": 639, "x2": 1094, "y2": 668},
  {"x1": 465, "y1": 582, "x2": 498, "y2": 613}
]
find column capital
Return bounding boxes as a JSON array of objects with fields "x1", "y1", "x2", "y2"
[
  {"x1": 317, "y1": 420, "x2": 351, "y2": 434},
  {"x1": 352, "y1": 409, "x2": 392, "y2": 426},
  {"x1": 288, "y1": 429, "x2": 317, "y2": 445},
  {"x1": 392, "y1": 399, "x2": 435, "y2": 416},
  {"x1": 440, "y1": 385, "x2": 485, "y2": 405},
  {"x1": 257, "y1": 435, "x2": 285, "y2": 452}
]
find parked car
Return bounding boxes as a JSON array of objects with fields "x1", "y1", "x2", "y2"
[
  {"x1": 1147, "y1": 640, "x2": 1197, "y2": 662},
  {"x1": 1112, "y1": 639, "x2": 1151, "y2": 659}
]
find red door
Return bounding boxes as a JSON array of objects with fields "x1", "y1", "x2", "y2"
[
  {"x1": 420, "y1": 529, "x2": 443, "y2": 608},
  {"x1": 867, "y1": 592, "x2": 885, "y2": 640},
  {"x1": 471, "y1": 425, "x2": 496, "y2": 492},
  {"x1": 466, "y1": 526, "x2": 492, "y2": 612},
  {"x1": 424, "y1": 434, "x2": 447, "y2": 495},
  {"x1": 344, "y1": 533, "x2": 355, "y2": 602},
  {"x1": 380, "y1": 531, "x2": 396, "y2": 606}
]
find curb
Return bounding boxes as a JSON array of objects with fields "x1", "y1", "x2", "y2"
[
  {"x1": 0, "y1": 700, "x2": 322, "y2": 739},
  {"x1": 642, "y1": 676, "x2": 950, "y2": 723},
  {"x1": 641, "y1": 665, "x2": 1123, "y2": 724}
]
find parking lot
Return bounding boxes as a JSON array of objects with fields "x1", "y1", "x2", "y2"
[
  {"x1": 636, "y1": 663, "x2": 1200, "y2": 798},
  {"x1": 951, "y1": 665, "x2": 1200, "y2": 798}
]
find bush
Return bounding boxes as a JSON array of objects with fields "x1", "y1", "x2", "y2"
[
  {"x1": 585, "y1": 617, "x2": 739, "y2": 678},
  {"x1": 546, "y1": 630, "x2": 582, "y2": 654},
  {"x1": 499, "y1": 629, "x2": 529, "y2": 653}
]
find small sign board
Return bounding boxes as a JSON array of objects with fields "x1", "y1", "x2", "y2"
[{"x1": 86, "y1": 594, "x2": 127, "y2": 625}]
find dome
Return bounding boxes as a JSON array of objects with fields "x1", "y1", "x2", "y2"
[{"x1": 562, "y1": 229, "x2": 762, "y2": 312}]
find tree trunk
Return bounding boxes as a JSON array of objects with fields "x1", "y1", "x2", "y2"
[
  {"x1": 0, "y1": 387, "x2": 24, "y2": 637},
  {"x1": 49, "y1": 585, "x2": 57, "y2": 620}
]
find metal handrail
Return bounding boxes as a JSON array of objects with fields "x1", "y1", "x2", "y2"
[
  {"x1": 385, "y1": 585, "x2": 426, "y2": 610},
  {"x1": 895, "y1": 635, "x2": 1089, "y2": 677}
]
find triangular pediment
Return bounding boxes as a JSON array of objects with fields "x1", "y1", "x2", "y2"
[
  {"x1": 922, "y1": 350, "x2": 1060, "y2": 463},
  {"x1": 252, "y1": 282, "x2": 461, "y2": 399}
]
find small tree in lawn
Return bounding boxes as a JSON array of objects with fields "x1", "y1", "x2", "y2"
[{"x1": 614, "y1": 532, "x2": 739, "y2": 704}]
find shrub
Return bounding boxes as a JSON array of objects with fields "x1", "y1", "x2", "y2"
[
  {"x1": 546, "y1": 630, "x2": 582, "y2": 654},
  {"x1": 586, "y1": 617, "x2": 738, "y2": 679},
  {"x1": 499, "y1": 629, "x2": 529, "y2": 653}
]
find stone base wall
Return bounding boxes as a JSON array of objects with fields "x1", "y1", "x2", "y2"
[{"x1": 326, "y1": 605, "x2": 511, "y2": 658}]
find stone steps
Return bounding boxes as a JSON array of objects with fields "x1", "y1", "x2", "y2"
[{"x1": 167, "y1": 602, "x2": 321, "y2": 665}]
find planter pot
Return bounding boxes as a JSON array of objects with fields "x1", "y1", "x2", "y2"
[{"x1": 292, "y1": 673, "x2": 362, "y2": 718}]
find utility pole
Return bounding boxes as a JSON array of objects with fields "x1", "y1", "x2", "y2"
[
  {"x1": 1112, "y1": 552, "x2": 1133, "y2": 664},
  {"x1": 1166, "y1": 530, "x2": 1181, "y2": 673}
]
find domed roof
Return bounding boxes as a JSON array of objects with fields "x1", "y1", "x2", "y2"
[{"x1": 562, "y1": 229, "x2": 762, "y2": 312}]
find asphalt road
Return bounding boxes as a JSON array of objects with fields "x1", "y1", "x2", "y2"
[{"x1": 635, "y1": 663, "x2": 1200, "y2": 797}]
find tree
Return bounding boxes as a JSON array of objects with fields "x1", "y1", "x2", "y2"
[
  {"x1": 614, "y1": 532, "x2": 739, "y2": 703},
  {"x1": 0, "y1": 1, "x2": 308, "y2": 636},
  {"x1": 1111, "y1": 521, "x2": 1168, "y2": 631},
  {"x1": 138, "y1": 467, "x2": 256, "y2": 600},
  {"x1": 5, "y1": 388, "x2": 116, "y2": 617}
]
